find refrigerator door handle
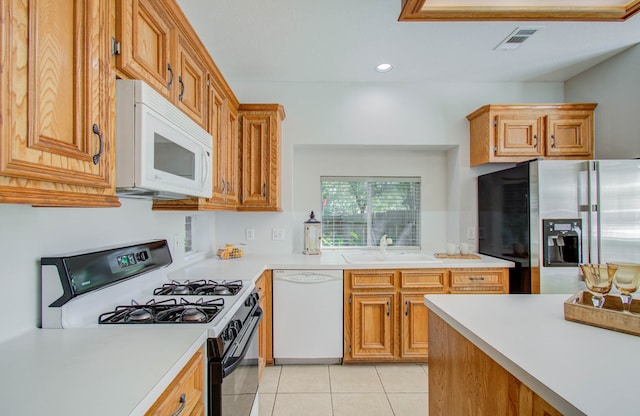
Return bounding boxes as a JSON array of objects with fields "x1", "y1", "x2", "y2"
[{"x1": 589, "y1": 161, "x2": 601, "y2": 264}]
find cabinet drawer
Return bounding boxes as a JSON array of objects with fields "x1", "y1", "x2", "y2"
[
  {"x1": 146, "y1": 350, "x2": 204, "y2": 416},
  {"x1": 449, "y1": 268, "x2": 508, "y2": 293},
  {"x1": 347, "y1": 270, "x2": 395, "y2": 289},
  {"x1": 399, "y1": 270, "x2": 446, "y2": 291}
]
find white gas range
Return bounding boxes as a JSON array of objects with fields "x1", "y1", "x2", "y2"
[{"x1": 40, "y1": 240, "x2": 261, "y2": 416}]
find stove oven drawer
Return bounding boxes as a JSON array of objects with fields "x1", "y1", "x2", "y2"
[{"x1": 146, "y1": 350, "x2": 204, "y2": 416}]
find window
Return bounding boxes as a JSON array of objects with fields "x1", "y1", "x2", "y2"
[
  {"x1": 321, "y1": 176, "x2": 421, "y2": 248},
  {"x1": 184, "y1": 215, "x2": 194, "y2": 254}
]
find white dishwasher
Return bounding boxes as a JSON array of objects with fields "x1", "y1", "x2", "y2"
[{"x1": 273, "y1": 269, "x2": 343, "y2": 364}]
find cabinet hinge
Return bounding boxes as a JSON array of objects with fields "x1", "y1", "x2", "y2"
[
  {"x1": 348, "y1": 295, "x2": 352, "y2": 304},
  {"x1": 493, "y1": 118, "x2": 498, "y2": 126},
  {"x1": 493, "y1": 146, "x2": 497, "y2": 154},
  {"x1": 348, "y1": 345, "x2": 352, "y2": 353},
  {"x1": 111, "y1": 38, "x2": 121, "y2": 56}
]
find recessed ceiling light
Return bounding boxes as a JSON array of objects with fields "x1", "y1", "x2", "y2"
[{"x1": 376, "y1": 63, "x2": 393, "y2": 73}]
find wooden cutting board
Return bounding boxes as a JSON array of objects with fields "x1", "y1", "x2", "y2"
[{"x1": 435, "y1": 253, "x2": 481, "y2": 259}]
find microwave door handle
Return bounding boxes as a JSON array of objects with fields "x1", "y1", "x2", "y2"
[{"x1": 202, "y1": 150, "x2": 210, "y2": 192}]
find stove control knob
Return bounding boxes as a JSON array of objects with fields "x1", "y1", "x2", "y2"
[{"x1": 245, "y1": 293, "x2": 257, "y2": 307}]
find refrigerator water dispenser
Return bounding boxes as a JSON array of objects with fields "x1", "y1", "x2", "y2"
[{"x1": 543, "y1": 219, "x2": 582, "y2": 267}]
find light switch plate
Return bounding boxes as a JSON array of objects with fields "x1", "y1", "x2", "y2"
[
  {"x1": 245, "y1": 228, "x2": 255, "y2": 241},
  {"x1": 272, "y1": 228, "x2": 285, "y2": 241},
  {"x1": 467, "y1": 227, "x2": 476, "y2": 240}
]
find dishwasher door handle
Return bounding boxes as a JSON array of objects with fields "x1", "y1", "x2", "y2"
[{"x1": 276, "y1": 273, "x2": 338, "y2": 283}]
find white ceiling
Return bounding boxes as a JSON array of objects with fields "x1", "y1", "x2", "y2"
[{"x1": 177, "y1": 0, "x2": 640, "y2": 83}]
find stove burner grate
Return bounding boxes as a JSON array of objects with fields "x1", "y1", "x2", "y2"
[
  {"x1": 153, "y1": 279, "x2": 243, "y2": 296},
  {"x1": 98, "y1": 297, "x2": 225, "y2": 324}
]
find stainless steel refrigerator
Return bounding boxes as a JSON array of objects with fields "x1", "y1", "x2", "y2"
[{"x1": 478, "y1": 159, "x2": 640, "y2": 294}]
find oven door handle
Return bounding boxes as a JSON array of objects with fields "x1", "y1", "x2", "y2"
[{"x1": 221, "y1": 306, "x2": 263, "y2": 378}]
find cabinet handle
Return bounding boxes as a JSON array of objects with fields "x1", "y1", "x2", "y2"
[
  {"x1": 533, "y1": 134, "x2": 538, "y2": 147},
  {"x1": 405, "y1": 300, "x2": 409, "y2": 316},
  {"x1": 551, "y1": 134, "x2": 556, "y2": 148},
  {"x1": 167, "y1": 63, "x2": 174, "y2": 90},
  {"x1": 91, "y1": 124, "x2": 103, "y2": 165},
  {"x1": 386, "y1": 301, "x2": 390, "y2": 317},
  {"x1": 178, "y1": 75, "x2": 185, "y2": 101},
  {"x1": 469, "y1": 277, "x2": 485, "y2": 281},
  {"x1": 263, "y1": 183, "x2": 267, "y2": 197},
  {"x1": 170, "y1": 393, "x2": 186, "y2": 416}
]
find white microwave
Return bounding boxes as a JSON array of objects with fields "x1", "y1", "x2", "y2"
[{"x1": 115, "y1": 79, "x2": 213, "y2": 200}]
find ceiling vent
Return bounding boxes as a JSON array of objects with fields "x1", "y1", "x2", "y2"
[{"x1": 494, "y1": 26, "x2": 543, "y2": 51}]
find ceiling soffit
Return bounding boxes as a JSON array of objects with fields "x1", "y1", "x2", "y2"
[{"x1": 399, "y1": 0, "x2": 640, "y2": 21}]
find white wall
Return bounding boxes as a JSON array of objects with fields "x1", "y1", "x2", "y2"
[
  {"x1": 0, "y1": 200, "x2": 215, "y2": 343},
  {"x1": 219, "y1": 80, "x2": 565, "y2": 253},
  {"x1": 565, "y1": 43, "x2": 640, "y2": 159}
]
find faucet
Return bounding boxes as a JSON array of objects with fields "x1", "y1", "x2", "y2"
[{"x1": 379, "y1": 234, "x2": 393, "y2": 255}]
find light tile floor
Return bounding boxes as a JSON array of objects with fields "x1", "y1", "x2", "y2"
[{"x1": 259, "y1": 364, "x2": 429, "y2": 416}]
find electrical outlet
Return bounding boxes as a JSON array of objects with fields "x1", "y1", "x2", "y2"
[
  {"x1": 245, "y1": 228, "x2": 255, "y2": 241},
  {"x1": 467, "y1": 227, "x2": 476, "y2": 240},
  {"x1": 272, "y1": 228, "x2": 285, "y2": 241},
  {"x1": 173, "y1": 234, "x2": 181, "y2": 252}
]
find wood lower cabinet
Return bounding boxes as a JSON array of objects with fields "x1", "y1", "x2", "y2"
[
  {"x1": 146, "y1": 349, "x2": 204, "y2": 416},
  {"x1": 256, "y1": 270, "x2": 273, "y2": 380},
  {"x1": 238, "y1": 104, "x2": 285, "y2": 211},
  {"x1": 428, "y1": 312, "x2": 561, "y2": 416},
  {"x1": 467, "y1": 103, "x2": 596, "y2": 166},
  {"x1": 349, "y1": 292, "x2": 395, "y2": 360},
  {"x1": 344, "y1": 269, "x2": 446, "y2": 362},
  {"x1": 0, "y1": 0, "x2": 120, "y2": 207},
  {"x1": 344, "y1": 268, "x2": 508, "y2": 363},
  {"x1": 448, "y1": 268, "x2": 509, "y2": 294},
  {"x1": 400, "y1": 293, "x2": 430, "y2": 357}
]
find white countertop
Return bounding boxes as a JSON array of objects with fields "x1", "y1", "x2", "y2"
[
  {"x1": 0, "y1": 327, "x2": 207, "y2": 416},
  {"x1": 0, "y1": 252, "x2": 512, "y2": 416},
  {"x1": 169, "y1": 251, "x2": 514, "y2": 282},
  {"x1": 423, "y1": 294, "x2": 640, "y2": 416}
]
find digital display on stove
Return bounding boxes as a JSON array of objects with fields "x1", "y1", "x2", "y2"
[{"x1": 116, "y1": 253, "x2": 138, "y2": 269}]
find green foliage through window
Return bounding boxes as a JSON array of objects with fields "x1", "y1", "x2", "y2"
[{"x1": 321, "y1": 177, "x2": 421, "y2": 248}]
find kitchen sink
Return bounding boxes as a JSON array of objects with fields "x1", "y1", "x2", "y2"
[{"x1": 342, "y1": 252, "x2": 441, "y2": 264}]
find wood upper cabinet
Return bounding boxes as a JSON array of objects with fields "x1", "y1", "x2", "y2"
[
  {"x1": 0, "y1": 0, "x2": 119, "y2": 207},
  {"x1": 238, "y1": 104, "x2": 285, "y2": 211},
  {"x1": 116, "y1": 0, "x2": 208, "y2": 129},
  {"x1": 174, "y1": 31, "x2": 207, "y2": 128},
  {"x1": 146, "y1": 349, "x2": 204, "y2": 416},
  {"x1": 115, "y1": 0, "x2": 174, "y2": 100},
  {"x1": 467, "y1": 103, "x2": 597, "y2": 166}
]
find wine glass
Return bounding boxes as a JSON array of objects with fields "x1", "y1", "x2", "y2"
[
  {"x1": 580, "y1": 264, "x2": 615, "y2": 308},
  {"x1": 608, "y1": 262, "x2": 640, "y2": 314}
]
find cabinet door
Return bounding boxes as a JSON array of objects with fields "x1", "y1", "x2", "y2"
[
  {"x1": 116, "y1": 0, "x2": 174, "y2": 100},
  {"x1": 495, "y1": 113, "x2": 542, "y2": 157},
  {"x1": 238, "y1": 105, "x2": 284, "y2": 211},
  {"x1": 0, "y1": 0, "x2": 119, "y2": 207},
  {"x1": 545, "y1": 112, "x2": 593, "y2": 157},
  {"x1": 207, "y1": 76, "x2": 228, "y2": 206},
  {"x1": 175, "y1": 32, "x2": 207, "y2": 129},
  {"x1": 146, "y1": 350, "x2": 204, "y2": 416},
  {"x1": 400, "y1": 293, "x2": 429, "y2": 358},
  {"x1": 349, "y1": 293, "x2": 395, "y2": 360},
  {"x1": 224, "y1": 104, "x2": 239, "y2": 205}
]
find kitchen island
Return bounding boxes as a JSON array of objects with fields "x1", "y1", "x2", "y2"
[{"x1": 424, "y1": 294, "x2": 640, "y2": 416}]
